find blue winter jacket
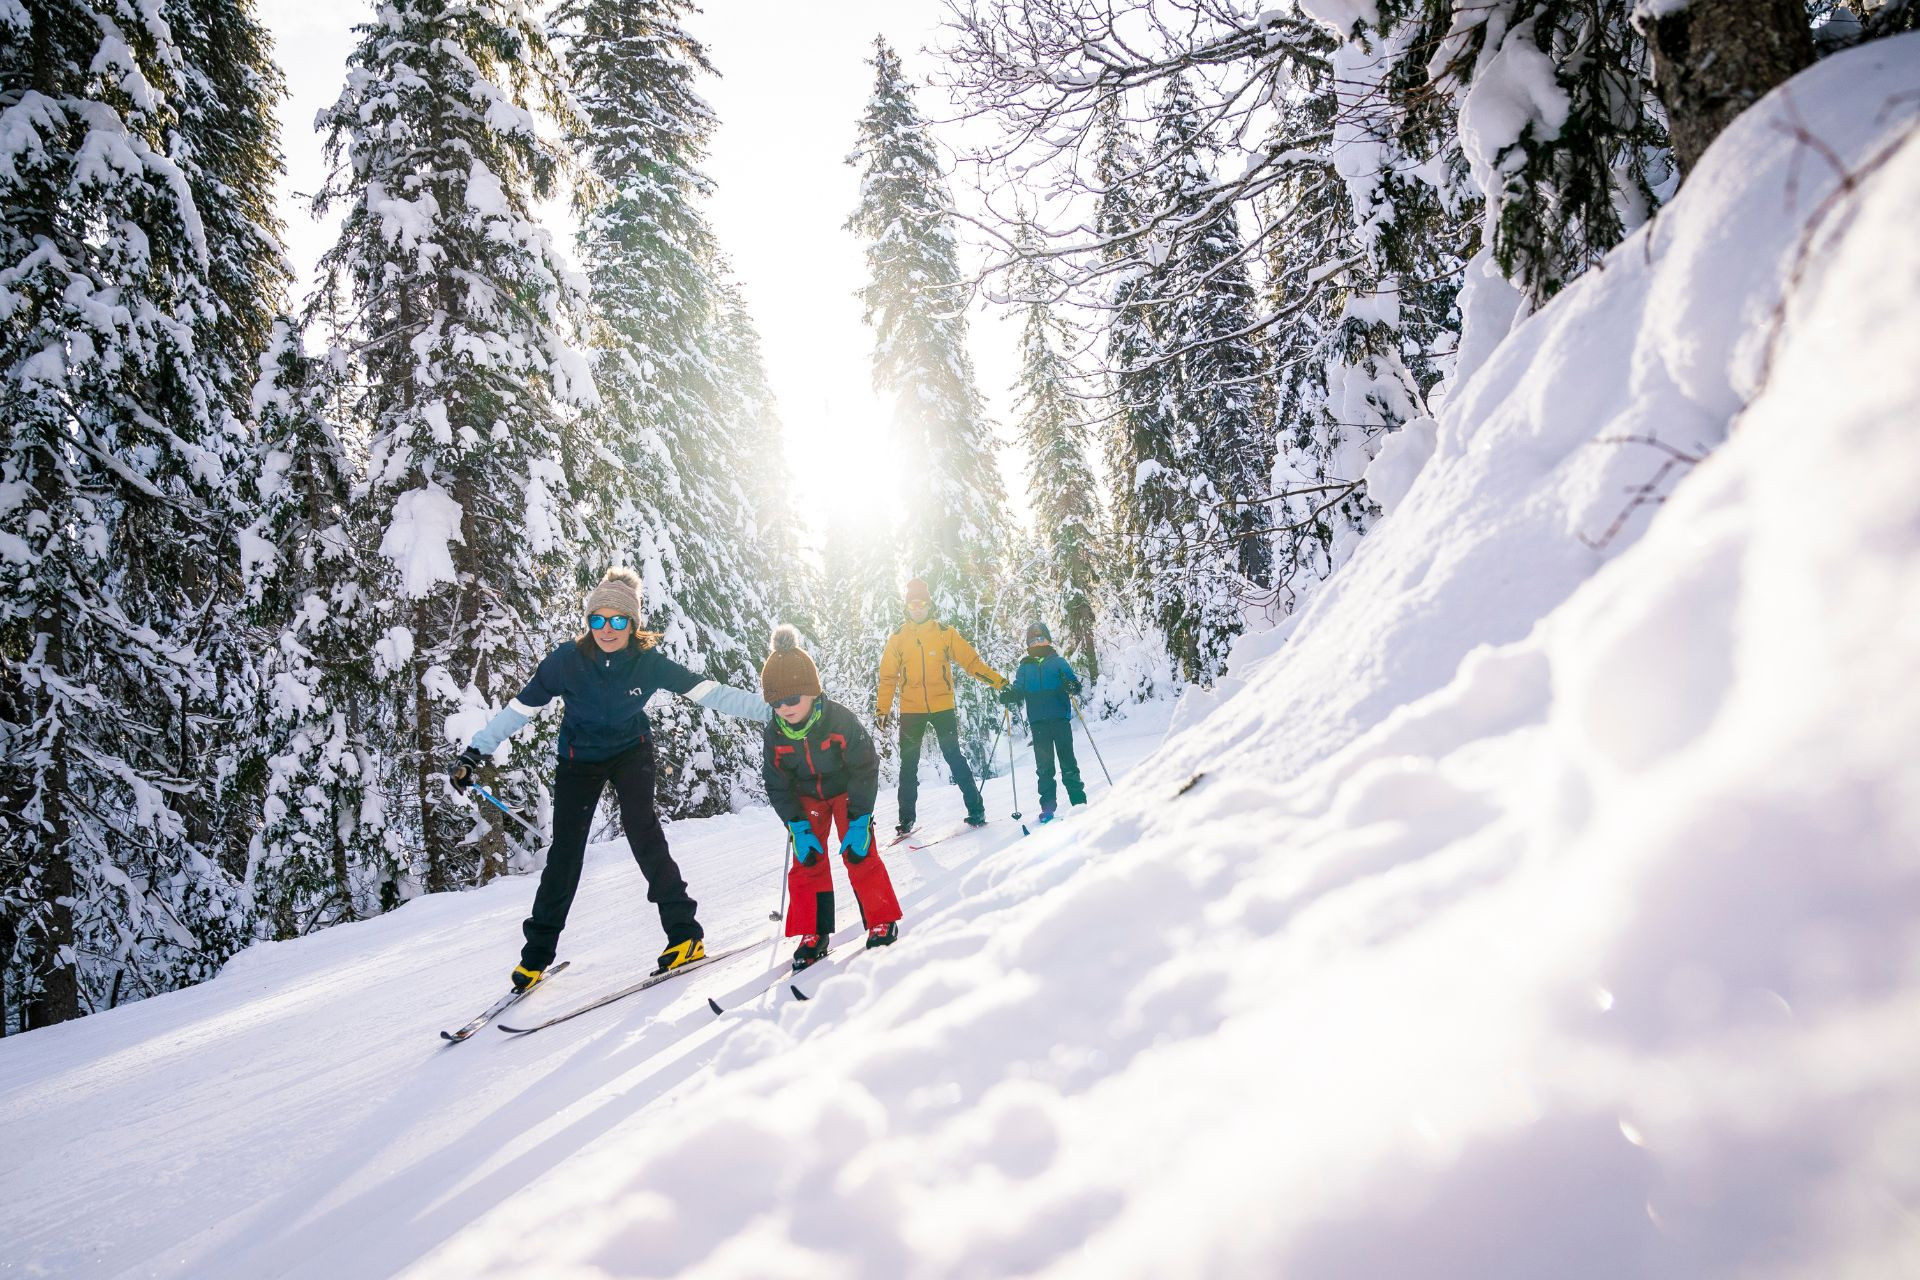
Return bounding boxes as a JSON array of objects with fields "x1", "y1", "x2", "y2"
[
  {"x1": 469, "y1": 640, "x2": 769, "y2": 763},
  {"x1": 1007, "y1": 648, "x2": 1080, "y2": 723}
]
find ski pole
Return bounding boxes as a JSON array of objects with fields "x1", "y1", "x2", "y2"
[
  {"x1": 469, "y1": 783, "x2": 546, "y2": 842},
  {"x1": 1070, "y1": 695, "x2": 1114, "y2": 788},
  {"x1": 1004, "y1": 708, "x2": 1027, "y2": 834},
  {"x1": 770, "y1": 833, "x2": 790, "y2": 923}
]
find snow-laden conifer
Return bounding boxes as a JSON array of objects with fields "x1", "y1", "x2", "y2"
[
  {"x1": 313, "y1": 0, "x2": 595, "y2": 890},
  {"x1": 848, "y1": 37, "x2": 1012, "y2": 759},
  {"x1": 818, "y1": 516, "x2": 902, "y2": 769},
  {"x1": 243, "y1": 321, "x2": 408, "y2": 936},
  {"x1": 551, "y1": 0, "x2": 786, "y2": 817},
  {"x1": 0, "y1": 0, "x2": 256, "y2": 1026},
  {"x1": 1106, "y1": 77, "x2": 1269, "y2": 685},
  {"x1": 1009, "y1": 240, "x2": 1104, "y2": 683}
]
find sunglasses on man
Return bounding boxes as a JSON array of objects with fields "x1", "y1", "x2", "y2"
[{"x1": 588, "y1": 614, "x2": 631, "y2": 631}]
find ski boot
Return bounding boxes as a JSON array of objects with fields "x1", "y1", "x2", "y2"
[
  {"x1": 653, "y1": 937, "x2": 705, "y2": 975},
  {"x1": 963, "y1": 810, "x2": 988, "y2": 829},
  {"x1": 791, "y1": 934, "x2": 828, "y2": 971},
  {"x1": 510, "y1": 964, "x2": 544, "y2": 992},
  {"x1": 865, "y1": 922, "x2": 899, "y2": 949},
  {"x1": 1037, "y1": 807, "x2": 1056, "y2": 825}
]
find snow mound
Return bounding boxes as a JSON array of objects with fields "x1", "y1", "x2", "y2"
[{"x1": 412, "y1": 39, "x2": 1920, "y2": 1279}]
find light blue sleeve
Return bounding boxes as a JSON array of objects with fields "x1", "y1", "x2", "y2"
[
  {"x1": 469, "y1": 703, "x2": 532, "y2": 756},
  {"x1": 684, "y1": 679, "x2": 772, "y2": 725}
]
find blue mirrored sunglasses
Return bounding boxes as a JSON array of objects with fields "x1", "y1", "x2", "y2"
[{"x1": 588, "y1": 614, "x2": 631, "y2": 631}]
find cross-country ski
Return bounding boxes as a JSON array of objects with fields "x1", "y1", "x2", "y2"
[
  {"x1": 497, "y1": 943, "x2": 763, "y2": 1035},
  {"x1": 439, "y1": 960, "x2": 569, "y2": 1043}
]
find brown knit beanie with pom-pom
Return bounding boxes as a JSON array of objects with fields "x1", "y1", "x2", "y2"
[
  {"x1": 585, "y1": 567, "x2": 643, "y2": 622},
  {"x1": 760, "y1": 625, "x2": 823, "y2": 703}
]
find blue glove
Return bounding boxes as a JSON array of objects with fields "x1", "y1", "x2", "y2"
[
  {"x1": 841, "y1": 813, "x2": 873, "y2": 862},
  {"x1": 788, "y1": 820, "x2": 823, "y2": 865}
]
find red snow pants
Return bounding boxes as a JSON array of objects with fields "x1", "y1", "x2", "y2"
[{"x1": 785, "y1": 793, "x2": 901, "y2": 938}]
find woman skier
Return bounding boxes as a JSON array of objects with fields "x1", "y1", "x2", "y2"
[
  {"x1": 451, "y1": 568, "x2": 769, "y2": 990},
  {"x1": 998, "y1": 621, "x2": 1086, "y2": 822},
  {"x1": 761, "y1": 625, "x2": 902, "y2": 970}
]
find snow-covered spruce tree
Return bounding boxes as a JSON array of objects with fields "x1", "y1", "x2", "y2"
[
  {"x1": 818, "y1": 514, "x2": 903, "y2": 770},
  {"x1": 714, "y1": 272, "x2": 812, "y2": 634},
  {"x1": 1009, "y1": 244, "x2": 1104, "y2": 684},
  {"x1": 1149, "y1": 75, "x2": 1274, "y2": 592},
  {"x1": 171, "y1": 0, "x2": 289, "y2": 382},
  {"x1": 1091, "y1": 97, "x2": 1152, "y2": 545},
  {"x1": 1105, "y1": 75, "x2": 1270, "y2": 686},
  {"x1": 1256, "y1": 33, "x2": 1379, "y2": 615},
  {"x1": 313, "y1": 0, "x2": 595, "y2": 892},
  {"x1": 848, "y1": 36, "x2": 1012, "y2": 764},
  {"x1": 1317, "y1": 1, "x2": 1670, "y2": 377},
  {"x1": 242, "y1": 321, "x2": 408, "y2": 937},
  {"x1": 551, "y1": 0, "x2": 785, "y2": 817},
  {"x1": 1, "y1": 1, "x2": 258, "y2": 1027},
  {"x1": 166, "y1": 0, "x2": 296, "y2": 914}
]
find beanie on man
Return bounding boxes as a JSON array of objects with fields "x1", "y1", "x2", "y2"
[
  {"x1": 903, "y1": 577, "x2": 932, "y2": 606},
  {"x1": 761, "y1": 625, "x2": 824, "y2": 703},
  {"x1": 1025, "y1": 621, "x2": 1052, "y2": 647}
]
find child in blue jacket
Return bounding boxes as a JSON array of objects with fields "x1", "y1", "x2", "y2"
[{"x1": 997, "y1": 622, "x2": 1087, "y2": 822}]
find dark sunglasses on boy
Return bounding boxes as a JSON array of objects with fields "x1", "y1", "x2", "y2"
[
  {"x1": 588, "y1": 614, "x2": 631, "y2": 631},
  {"x1": 772, "y1": 694, "x2": 806, "y2": 709}
]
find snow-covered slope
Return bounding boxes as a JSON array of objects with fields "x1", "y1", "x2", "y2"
[
  {"x1": 408, "y1": 40, "x2": 1920, "y2": 1279},
  {"x1": 0, "y1": 707, "x2": 1171, "y2": 1278},
  {"x1": 4, "y1": 36, "x2": 1919, "y2": 1280}
]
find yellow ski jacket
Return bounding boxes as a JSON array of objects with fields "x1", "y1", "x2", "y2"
[{"x1": 875, "y1": 618, "x2": 1005, "y2": 715}]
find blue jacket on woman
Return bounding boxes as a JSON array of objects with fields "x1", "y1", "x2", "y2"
[
  {"x1": 1003, "y1": 647, "x2": 1081, "y2": 723},
  {"x1": 471, "y1": 639, "x2": 769, "y2": 762}
]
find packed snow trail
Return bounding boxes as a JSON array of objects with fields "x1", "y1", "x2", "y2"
[{"x1": 0, "y1": 709, "x2": 1171, "y2": 1279}]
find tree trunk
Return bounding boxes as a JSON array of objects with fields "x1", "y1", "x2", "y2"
[
  {"x1": 1640, "y1": 0, "x2": 1815, "y2": 180},
  {"x1": 24, "y1": 621, "x2": 81, "y2": 1030}
]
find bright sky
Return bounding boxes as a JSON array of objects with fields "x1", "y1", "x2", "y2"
[{"x1": 260, "y1": 0, "x2": 1027, "y2": 542}]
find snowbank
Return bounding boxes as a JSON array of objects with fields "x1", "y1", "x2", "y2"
[{"x1": 409, "y1": 38, "x2": 1920, "y2": 1279}]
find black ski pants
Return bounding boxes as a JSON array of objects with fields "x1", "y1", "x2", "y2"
[
  {"x1": 521, "y1": 737, "x2": 700, "y2": 971},
  {"x1": 1030, "y1": 717, "x2": 1085, "y2": 812},
  {"x1": 896, "y1": 708, "x2": 982, "y2": 827}
]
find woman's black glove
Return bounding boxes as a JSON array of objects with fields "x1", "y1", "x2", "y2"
[{"x1": 450, "y1": 746, "x2": 485, "y2": 794}]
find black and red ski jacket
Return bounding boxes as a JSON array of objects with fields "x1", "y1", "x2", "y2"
[{"x1": 761, "y1": 697, "x2": 878, "y2": 824}]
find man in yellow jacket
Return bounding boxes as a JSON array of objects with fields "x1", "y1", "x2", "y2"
[{"x1": 875, "y1": 578, "x2": 1007, "y2": 836}]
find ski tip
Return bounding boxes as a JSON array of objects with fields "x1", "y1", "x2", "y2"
[
  {"x1": 707, "y1": 997, "x2": 723, "y2": 1016},
  {"x1": 496, "y1": 1024, "x2": 530, "y2": 1035},
  {"x1": 790, "y1": 984, "x2": 810, "y2": 1001},
  {"x1": 439, "y1": 1031, "x2": 462, "y2": 1043}
]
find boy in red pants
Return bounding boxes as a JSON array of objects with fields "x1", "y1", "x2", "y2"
[{"x1": 761, "y1": 625, "x2": 902, "y2": 971}]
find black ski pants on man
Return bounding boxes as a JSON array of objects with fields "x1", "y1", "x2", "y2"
[
  {"x1": 1030, "y1": 718, "x2": 1086, "y2": 813},
  {"x1": 521, "y1": 737, "x2": 700, "y2": 971},
  {"x1": 896, "y1": 708, "x2": 983, "y2": 827}
]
